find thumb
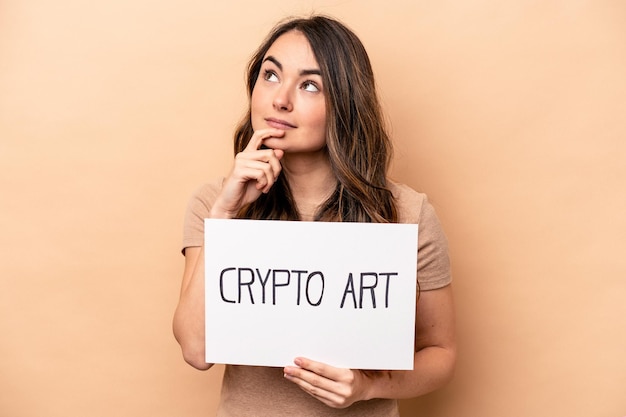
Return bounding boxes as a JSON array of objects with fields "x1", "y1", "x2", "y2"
[{"x1": 273, "y1": 149, "x2": 285, "y2": 160}]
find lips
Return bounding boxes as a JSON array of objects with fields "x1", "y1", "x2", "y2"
[{"x1": 265, "y1": 117, "x2": 296, "y2": 129}]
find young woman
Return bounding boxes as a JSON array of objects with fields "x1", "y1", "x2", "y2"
[{"x1": 173, "y1": 15, "x2": 456, "y2": 417}]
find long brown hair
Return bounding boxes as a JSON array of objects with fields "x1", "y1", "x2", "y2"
[{"x1": 234, "y1": 15, "x2": 397, "y2": 223}]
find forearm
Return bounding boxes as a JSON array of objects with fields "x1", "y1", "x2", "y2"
[{"x1": 363, "y1": 345, "x2": 456, "y2": 400}]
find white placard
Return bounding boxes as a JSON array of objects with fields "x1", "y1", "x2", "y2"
[{"x1": 204, "y1": 218, "x2": 418, "y2": 370}]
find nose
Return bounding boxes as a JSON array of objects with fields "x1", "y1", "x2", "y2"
[{"x1": 273, "y1": 85, "x2": 293, "y2": 112}]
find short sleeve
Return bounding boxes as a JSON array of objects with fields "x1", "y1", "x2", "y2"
[
  {"x1": 182, "y1": 178, "x2": 224, "y2": 252},
  {"x1": 390, "y1": 182, "x2": 452, "y2": 291},
  {"x1": 414, "y1": 198, "x2": 452, "y2": 290}
]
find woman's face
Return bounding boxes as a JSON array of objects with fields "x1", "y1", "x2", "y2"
[{"x1": 250, "y1": 30, "x2": 327, "y2": 155}]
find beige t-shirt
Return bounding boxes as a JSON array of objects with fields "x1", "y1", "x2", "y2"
[{"x1": 182, "y1": 178, "x2": 452, "y2": 417}]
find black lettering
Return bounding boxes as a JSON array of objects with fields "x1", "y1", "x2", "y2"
[
  {"x1": 305, "y1": 271, "x2": 324, "y2": 306},
  {"x1": 359, "y1": 272, "x2": 378, "y2": 308},
  {"x1": 340, "y1": 273, "x2": 357, "y2": 308},
  {"x1": 256, "y1": 268, "x2": 272, "y2": 304},
  {"x1": 272, "y1": 269, "x2": 290, "y2": 305},
  {"x1": 219, "y1": 267, "x2": 236, "y2": 303},
  {"x1": 238, "y1": 268, "x2": 255, "y2": 304},
  {"x1": 291, "y1": 270, "x2": 307, "y2": 305},
  {"x1": 379, "y1": 272, "x2": 398, "y2": 308}
]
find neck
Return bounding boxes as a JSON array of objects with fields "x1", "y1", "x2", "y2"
[{"x1": 281, "y1": 150, "x2": 337, "y2": 220}]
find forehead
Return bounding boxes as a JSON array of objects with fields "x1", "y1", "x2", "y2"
[{"x1": 264, "y1": 30, "x2": 319, "y2": 69}]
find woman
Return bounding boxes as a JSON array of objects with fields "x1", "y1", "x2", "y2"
[{"x1": 173, "y1": 15, "x2": 456, "y2": 416}]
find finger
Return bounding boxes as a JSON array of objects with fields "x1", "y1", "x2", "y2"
[
  {"x1": 238, "y1": 160, "x2": 277, "y2": 191},
  {"x1": 258, "y1": 155, "x2": 283, "y2": 191},
  {"x1": 283, "y1": 369, "x2": 343, "y2": 406},
  {"x1": 284, "y1": 362, "x2": 342, "y2": 394},
  {"x1": 232, "y1": 154, "x2": 281, "y2": 196},
  {"x1": 272, "y1": 148, "x2": 285, "y2": 160},
  {"x1": 266, "y1": 151, "x2": 283, "y2": 180},
  {"x1": 236, "y1": 148, "x2": 281, "y2": 176},
  {"x1": 293, "y1": 357, "x2": 346, "y2": 382},
  {"x1": 245, "y1": 128, "x2": 285, "y2": 152}
]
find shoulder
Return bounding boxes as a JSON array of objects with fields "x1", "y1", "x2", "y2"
[
  {"x1": 388, "y1": 180, "x2": 445, "y2": 241},
  {"x1": 185, "y1": 177, "x2": 225, "y2": 217},
  {"x1": 190, "y1": 177, "x2": 225, "y2": 206},
  {"x1": 388, "y1": 180, "x2": 429, "y2": 224}
]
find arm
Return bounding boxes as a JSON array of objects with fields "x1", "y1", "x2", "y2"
[
  {"x1": 172, "y1": 246, "x2": 213, "y2": 370},
  {"x1": 172, "y1": 128, "x2": 284, "y2": 369},
  {"x1": 283, "y1": 284, "x2": 456, "y2": 407}
]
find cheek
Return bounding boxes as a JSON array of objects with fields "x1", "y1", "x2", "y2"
[
  {"x1": 312, "y1": 109, "x2": 327, "y2": 138},
  {"x1": 306, "y1": 99, "x2": 326, "y2": 130}
]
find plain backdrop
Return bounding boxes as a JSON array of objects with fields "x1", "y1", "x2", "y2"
[{"x1": 1, "y1": 1, "x2": 625, "y2": 416}]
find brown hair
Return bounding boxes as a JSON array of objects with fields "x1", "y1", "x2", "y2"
[{"x1": 234, "y1": 15, "x2": 397, "y2": 223}]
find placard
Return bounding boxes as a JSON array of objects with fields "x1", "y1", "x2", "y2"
[{"x1": 204, "y1": 218, "x2": 418, "y2": 370}]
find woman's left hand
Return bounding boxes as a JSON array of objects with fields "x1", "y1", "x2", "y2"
[{"x1": 283, "y1": 357, "x2": 370, "y2": 408}]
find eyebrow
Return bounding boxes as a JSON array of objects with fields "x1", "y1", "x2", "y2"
[{"x1": 263, "y1": 55, "x2": 322, "y2": 76}]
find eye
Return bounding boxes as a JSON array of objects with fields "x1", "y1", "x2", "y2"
[
  {"x1": 263, "y1": 69, "x2": 279, "y2": 83},
  {"x1": 301, "y1": 80, "x2": 320, "y2": 93}
]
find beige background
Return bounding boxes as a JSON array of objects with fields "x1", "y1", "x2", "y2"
[{"x1": 1, "y1": 1, "x2": 625, "y2": 416}]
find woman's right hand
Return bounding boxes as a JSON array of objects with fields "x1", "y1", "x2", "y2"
[{"x1": 210, "y1": 128, "x2": 285, "y2": 218}]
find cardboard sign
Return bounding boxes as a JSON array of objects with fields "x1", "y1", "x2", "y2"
[{"x1": 204, "y1": 218, "x2": 418, "y2": 370}]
